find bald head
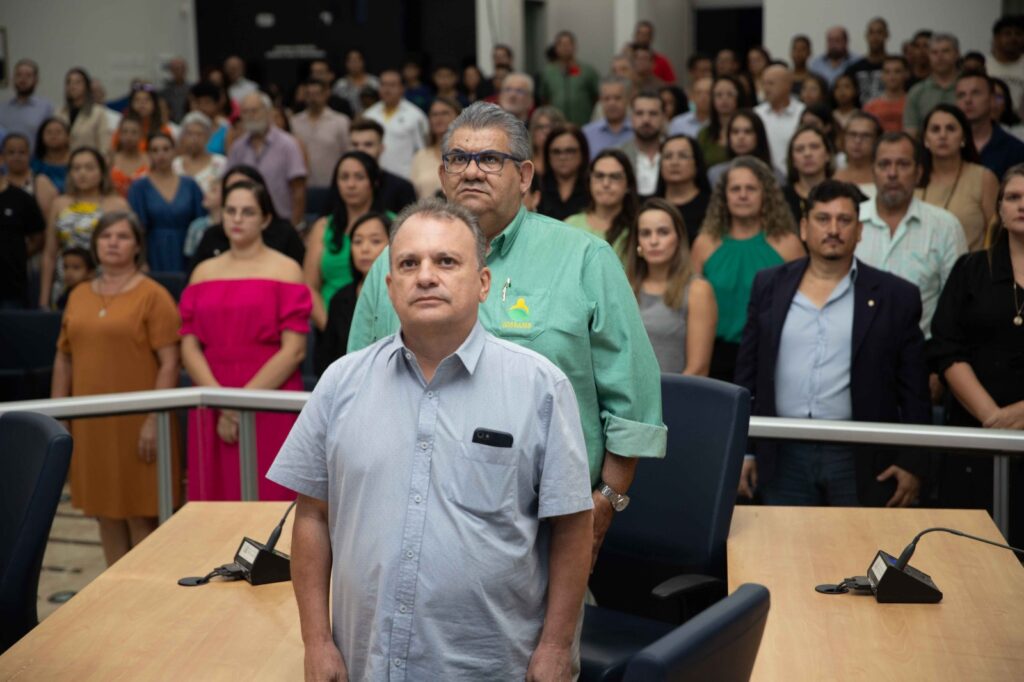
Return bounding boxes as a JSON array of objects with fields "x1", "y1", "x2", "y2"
[
  {"x1": 763, "y1": 64, "x2": 793, "y2": 107},
  {"x1": 826, "y1": 27, "x2": 849, "y2": 59}
]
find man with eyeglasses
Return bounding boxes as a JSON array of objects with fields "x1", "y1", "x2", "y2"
[
  {"x1": 349, "y1": 102, "x2": 667, "y2": 597},
  {"x1": 735, "y1": 179, "x2": 930, "y2": 507},
  {"x1": 498, "y1": 72, "x2": 535, "y2": 122}
]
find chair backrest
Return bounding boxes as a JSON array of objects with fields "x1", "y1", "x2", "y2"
[
  {"x1": 0, "y1": 311, "x2": 63, "y2": 402},
  {"x1": 602, "y1": 374, "x2": 750, "y2": 577},
  {"x1": 623, "y1": 583, "x2": 770, "y2": 682},
  {"x1": 0, "y1": 412, "x2": 73, "y2": 653}
]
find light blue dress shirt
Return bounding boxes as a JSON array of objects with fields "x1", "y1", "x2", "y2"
[
  {"x1": 582, "y1": 118, "x2": 634, "y2": 159},
  {"x1": 808, "y1": 53, "x2": 861, "y2": 86},
  {"x1": 268, "y1": 321, "x2": 593, "y2": 680},
  {"x1": 668, "y1": 111, "x2": 707, "y2": 139},
  {"x1": 774, "y1": 264, "x2": 857, "y2": 420}
]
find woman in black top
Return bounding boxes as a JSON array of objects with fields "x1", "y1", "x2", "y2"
[
  {"x1": 537, "y1": 124, "x2": 590, "y2": 221},
  {"x1": 655, "y1": 134, "x2": 711, "y2": 245},
  {"x1": 929, "y1": 165, "x2": 1024, "y2": 542},
  {"x1": 188, "y1": 165, "x2": 305, "y2": 274},
  {"x1": 315, "y1": 212, "x2": 391, "y2": 375},
  {"x1": 783, "y1": 124, "x2": 834, "y2": 222}
]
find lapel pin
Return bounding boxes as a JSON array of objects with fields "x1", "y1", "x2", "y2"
[{"x1": 868, "y1": 299, "x2": 876, "y2": 307}]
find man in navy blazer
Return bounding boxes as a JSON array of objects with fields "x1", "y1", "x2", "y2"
[{"x1": 735, "y1": 180, "x2": 931, "y2": 507}]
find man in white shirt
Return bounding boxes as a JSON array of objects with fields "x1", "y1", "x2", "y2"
[
  {"x1": 363, "y1": 70, "x2": 429, "y2": 180},
  {"x1": 617, "y1": 90, "x2": 664, "y2": 197},
  {"x1": 856, "y1": 132, "x2": 966, "y2": 336},
  {"x1": 754, "y1": 64, "x2": 804, "y2": 177}
]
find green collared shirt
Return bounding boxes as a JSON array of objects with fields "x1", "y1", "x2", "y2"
[{"x1": 348, "y1": 206, "x2": 667, "y2": 484}]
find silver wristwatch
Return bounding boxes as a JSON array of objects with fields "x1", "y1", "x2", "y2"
[{"x1": 598, "y1": 482, "x2": 630, "y2": 512}]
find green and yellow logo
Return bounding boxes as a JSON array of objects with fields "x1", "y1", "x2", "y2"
[{"x1": 502, "y1": 297, "x2": 533, "y2": 330}]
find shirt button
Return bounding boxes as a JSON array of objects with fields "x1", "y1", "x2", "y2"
[
  {"x1": 404, "y1": 352, "x2": 411, "y2": 359},
  {"x1": 394, "y1": 658, "x2": 403, "y2": 667},
  {"x1": 399, "y1": 604, "x2": 407, "y2": 613},
  {"x1": 406, "y1": 550, "x2": 414, "y2": 559},
  {"x1": 414, "y1": 495, "x2": 422, "y2": 503},
  {"x1": 426, "y1": 391, "x2": 434, "y2": 398},
  {"x1": 419, "y1": 441, "x2": 428, "y2": 450}
]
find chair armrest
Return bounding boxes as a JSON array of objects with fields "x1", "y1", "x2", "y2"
[{"x1": 651, "y1": 574, "x2": 725, "y2": 600}]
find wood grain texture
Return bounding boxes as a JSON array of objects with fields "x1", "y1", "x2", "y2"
[
  {"x1": 728, "y1": 506, "x2": 1024, "y2": 682},
  {"x1": 0, "y1": 502, "x2": 304, "y2": 681}
]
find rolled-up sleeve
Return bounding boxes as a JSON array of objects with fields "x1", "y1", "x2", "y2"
[{"x1": 582, "y1": 244, "x2": 667, "y2": 460}]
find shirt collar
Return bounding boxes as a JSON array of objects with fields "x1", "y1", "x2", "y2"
[
  {"x1": 600, "y1": 119, "x2": 632, "y2": 133},
  {"x1": 386, "y1": 320, "x2": 488, "y2": 377},
  {"x1": 860, "y1": 197, "x2": 922, "y2": 229},
  {"x1": 490, "y1": 205, "x2": 527, "y2": 258}
]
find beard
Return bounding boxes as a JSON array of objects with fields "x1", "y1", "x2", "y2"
[
  {"x1": 636, "y1": 126, "x2": 661, "y2": 143},
  {"x1": 244, "y1": 119, "x2": 269, "y2": 135}
]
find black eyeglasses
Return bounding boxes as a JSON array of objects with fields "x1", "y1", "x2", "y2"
[{"x1": 443, "y1": 149, "x2": 522, "y2": 174}]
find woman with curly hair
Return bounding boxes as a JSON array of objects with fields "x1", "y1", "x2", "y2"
[{"x1": 691, "y1": 156, "x2": 805, "y2": 380}]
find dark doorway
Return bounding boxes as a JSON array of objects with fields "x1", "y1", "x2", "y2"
[
  {"x1": 195, "y1": 0, "x2": 476, "y2": 104},
  {"x1": 694, "y1": 7, "x2": 764, "y2": 62}
]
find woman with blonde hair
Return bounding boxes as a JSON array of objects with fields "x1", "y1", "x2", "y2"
[
  {"x1": 626, "y1": 197, "x2": 717, "y2": 374},
  {"x1": 691, "y1": 155, "x2": 805, "y2": 380}
]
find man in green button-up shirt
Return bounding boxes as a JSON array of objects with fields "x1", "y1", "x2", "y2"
[{"x1": 348, "y1": 102, "x2": 666, "y2": 565}]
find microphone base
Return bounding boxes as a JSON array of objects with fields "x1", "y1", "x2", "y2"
[
  {"x1": 867, "y1": 550, "x2": 942, "y2": 603},
  {"x1": 234, "y1": 537, "x2": 291, "y2": 586}
]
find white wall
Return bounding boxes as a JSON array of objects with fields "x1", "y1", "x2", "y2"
[
  {"x1": 764, "y1": 0, "x2": 1001, "y2": 65},
  {"x1": 0, "y1": 0, "x2": 198, "y2": 108}
]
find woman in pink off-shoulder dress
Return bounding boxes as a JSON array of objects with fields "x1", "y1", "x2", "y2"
[{"x1": 180, "y1": 180, "x2": 311, "y2": 500}]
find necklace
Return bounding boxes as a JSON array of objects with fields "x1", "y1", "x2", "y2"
[
  {"x1": 922, "y1": 161, "x2": 963, "y2": 210},
  {"x1": 1014, "y1": 282, "x2": 1024, "y2": 327},
  {"x1": 96, "y1": 271, "x2": 137, "y2": 317}
]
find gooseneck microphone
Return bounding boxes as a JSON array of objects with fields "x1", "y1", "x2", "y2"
[
  {"x1": 894, "y1": 527, "x2": 1024, "y2": 570},
  {"x1": 817, "y1": 526, "x2": 1024, "y2": 603}
]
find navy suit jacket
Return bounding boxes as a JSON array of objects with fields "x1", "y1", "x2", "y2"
[{"x1": 734, "y1": 257, "x2": 931, "y2": 505}]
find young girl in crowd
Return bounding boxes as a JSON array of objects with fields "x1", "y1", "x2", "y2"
[
  {"x1": 180, "y1": 181, "x2": 311, "y2": 501},
  {"x1": 315, "y1": 212, "x2": 391, "y2": 374},
  {"x1": 109, "y1": 116, "x2": 148, "y2": 198},
  {"x1": 655, "y1": 134, "x2": 712, "y2": 245},
  {"x1": 783, "y1": 124, "x2": 835, "y2": 221},
  {"x1": 565, "y1": 149, "x2": 638, "y2": 257},
  {"x1": 55, "y1": 247, "x2": 95, "y2": 310},
  {"x1": 698, "y1": 76, "x2": 745, "y2": 167},
  {"x1": 627, "y1": 197, "x2": 717, "y2": 375},
  {"x1": 32, "y1": 118, "x2": 72, "y2": 192}
]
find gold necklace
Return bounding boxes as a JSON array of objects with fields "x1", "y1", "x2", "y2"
[
  {"x1": 1014, "y1": 282, "x2": 1024, "y2": 327},
  {"x1": 97, "y1": 271, "x2": 137, "y2": 317}
]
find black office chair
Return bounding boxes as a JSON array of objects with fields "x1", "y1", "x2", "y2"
[
  {"x1": 581, "y1": 583, "x2": 769, "y2": 682},
  {"x1": 622, "y1": 583, "x2": 770, "y2": 681},
  {"x1": 148, "y1": 271, "x2": 188, "y2": 302},
  {"x1": 590, "y1": 375, "x2": 750, "y2": 622},
  {"x1": 0, "y1": 412, "x2": 73, "y2": 653},
  {"x1": 0, "y1": 310, "x2": 62, "y2": 401}
]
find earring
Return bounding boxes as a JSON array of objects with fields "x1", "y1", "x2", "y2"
[{"x1": 637, "y1": 245, "x2": 643, "y2": 254}]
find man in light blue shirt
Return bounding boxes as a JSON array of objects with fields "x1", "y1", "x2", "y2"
[
  {"x1": 736, "y1": 180, "x2": 931, "y2": 507},
  {"x1": 269, "y1": 199, "x2": 593, "y2": 680},
  {"x1": 809, "y1": 27, "x2": 860, "y2": 86},
  {"x1": 582, "y1": 77, "x2": 633, "y2": 159},
  {"x1": 0, "y1": 60, "x2": 53, "y2": 153},
  {"x1": 668, "y1": 76, "x2": 711, "y2": 139}
]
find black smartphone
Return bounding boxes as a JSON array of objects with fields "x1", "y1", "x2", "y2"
[{"x1": 472, "y1": 428, "x2": 514, "y2": 448}]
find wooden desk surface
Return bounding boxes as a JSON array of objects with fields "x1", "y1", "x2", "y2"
[
  {"x1": 0, "y1": 502, "x2": 304, "y2": 681},
  {"x1": 728, "y1": 506, "x2": 1024, "y2": 681}
]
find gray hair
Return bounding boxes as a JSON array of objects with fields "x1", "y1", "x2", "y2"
[
  {"x1": 504, "y1": 71, "x2": 535, "y2": 94},
  {"x1": 932, "y1": 33, "x2": 960, "y2": 53},
  {"x1": 181, "y1": 111, "x2": 213, "y2": 132},
  {"x1": 599, "y1": 75, "x2": 631, "y2": 92},
  {"x1": 389, "y1": 197, "x2": 487, "y2": 270},
  {"x1": 441, "y1": 101, "x2": 531, "y2": 163}
]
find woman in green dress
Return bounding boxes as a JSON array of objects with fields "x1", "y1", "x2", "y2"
[{"x1": 691, "y1": 156, "x2": 806, "y2": 381}]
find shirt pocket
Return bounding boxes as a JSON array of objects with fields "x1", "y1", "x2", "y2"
[
  {"x1": 441, "y1": 442, "x2": 517, "y2": 517},
  {"x1": 483, "y1": 289, "x2": 550, "y2": 343}
]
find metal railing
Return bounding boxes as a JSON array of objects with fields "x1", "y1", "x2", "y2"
[{"x1": 2, "y1": 388, "x2": 1021, "y2": 533}]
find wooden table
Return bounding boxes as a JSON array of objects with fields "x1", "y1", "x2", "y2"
[
  {"x1": 728, "y1": 507, "x2": 1024, "y2": 681},
  {"x1": 0, "y1": 502, "x2": 304, "y2": 680}
]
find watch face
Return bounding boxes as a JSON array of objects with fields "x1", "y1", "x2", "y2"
[{"x1": 612, "y1": 496, "x2": 629, "y2": 512}]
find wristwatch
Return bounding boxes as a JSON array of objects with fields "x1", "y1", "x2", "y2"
[{"x1": 598, "y1": 482, "x2": 630, "y2": 512}]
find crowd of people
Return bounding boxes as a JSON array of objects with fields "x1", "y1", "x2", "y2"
[{"x1": 1, "y1": 16, "x2": 1022, "y2": 562}]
